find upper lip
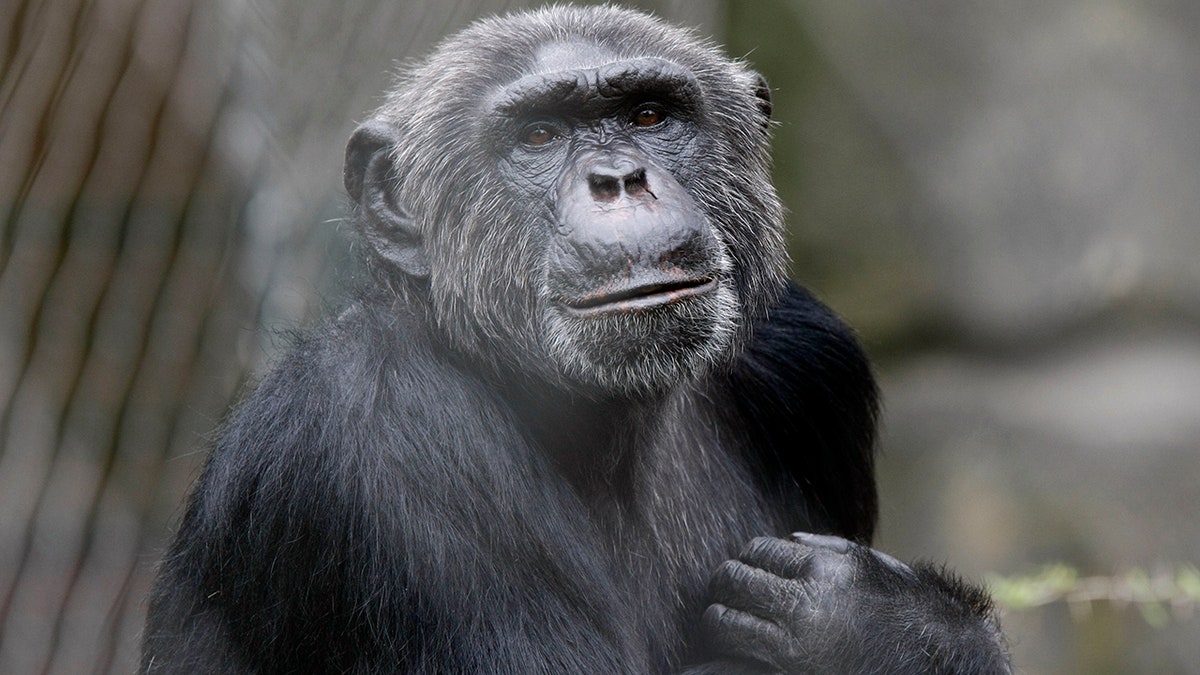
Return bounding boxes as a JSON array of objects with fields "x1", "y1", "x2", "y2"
[{"x1": 560, "y1": 276, "x2": 717, "y2": 316}]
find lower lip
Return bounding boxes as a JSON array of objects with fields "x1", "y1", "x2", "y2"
[{"x1": 561, "y1": 279, "x2": 718, "y2": 318}]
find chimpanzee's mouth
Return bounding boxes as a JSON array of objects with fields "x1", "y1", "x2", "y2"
[{"x1": 561, "y1": 277, "x2": 717, "y2": 317}]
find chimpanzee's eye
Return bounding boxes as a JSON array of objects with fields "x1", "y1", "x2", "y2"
[
  {"x1": 522, "y1": 122, "x2": 560, "y2": 147},
  {"x1": 631, "y1": 105, "x2": 665, "y2": 127}
]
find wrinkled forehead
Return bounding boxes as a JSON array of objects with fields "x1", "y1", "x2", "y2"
[
  {"x1": 486, "y1": 41, "x2": 699, "y2": 118},
  {"x1": 529, "y1": 39, "x2": 621, "y2": 74}
]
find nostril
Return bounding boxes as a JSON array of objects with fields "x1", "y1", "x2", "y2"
[
  {"x1": 588, "y1": 173, "x2": 622, "y2": 201},
  {"x1": 622, "y1": 168, "x2": 651, "y2": 198},
  {"x1": 586, "y1": 161, "x2": 654, "y2": 202}
]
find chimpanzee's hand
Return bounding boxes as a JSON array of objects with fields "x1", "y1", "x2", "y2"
[{"x1": 701, "y1": 533, "x2": 1010, "y2": 674}]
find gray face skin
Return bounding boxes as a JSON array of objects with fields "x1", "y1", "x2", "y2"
[{"x1": 485, "y1": 48, "x2": 739, "y2": 393}]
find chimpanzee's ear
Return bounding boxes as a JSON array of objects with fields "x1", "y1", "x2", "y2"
[
  {"x1": 750, "y1": 71, "x2": 772, "y2": 129},
  {"x1": 345, "y1": 120, "x2": 430, "y2": 278}
]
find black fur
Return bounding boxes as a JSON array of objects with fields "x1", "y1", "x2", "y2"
[{"x1": 143, "y1": 6, "x2": 1009, "y2": 673}]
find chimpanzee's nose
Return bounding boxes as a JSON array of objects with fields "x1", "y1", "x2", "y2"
[{"x1": 588, "y1": 165, "x2": 651, "y2": 202}]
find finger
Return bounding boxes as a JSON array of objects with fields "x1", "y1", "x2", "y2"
[
  {"x1": 789, "y1": 531, "x2": 854, "y2": 553},
  {"x1": 738, "y1": 536, "x2": 813, "y2": 579},
  {"x1": 710, "y1": 560, "x2": 805, "y2": 616},
  {"x1": 702, "y1": 603, "x2": 791, "y2": 666},
  {"x1": 791, "y1": 532, "x2": 914, "y2": 577}
]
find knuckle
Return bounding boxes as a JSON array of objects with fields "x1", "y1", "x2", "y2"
[
  {"x1": 709, "y1": 560, "x2": 745, "y2": 596},
  {"x1": 803, "y1": 549, "x2": 857, "y2": 585},
  {"x1": 725, "y1": 560, "x2": 758, "y2": 586},
  {"x1": 702, "y1": 603, "x2": 732, "y2": 630},
  {"x1": 714, "y1": 559, "x2": 741, "y2": 580},
  {"x1": 741, "y1": 535, "x2": 778, "y2": 558}
]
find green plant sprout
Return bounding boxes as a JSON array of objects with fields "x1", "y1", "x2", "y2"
[{"x1": 986, "y1": 564, "x2": 1200, "y2": 627}]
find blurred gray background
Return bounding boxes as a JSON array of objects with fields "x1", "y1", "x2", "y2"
[{"x1": 1, "y1": 0, "x2": 1197, "y2": 672}]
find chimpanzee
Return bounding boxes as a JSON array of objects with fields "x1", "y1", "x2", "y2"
[{"x1": 142, "y1": 6, "x2": 1010, "y2": 673}]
